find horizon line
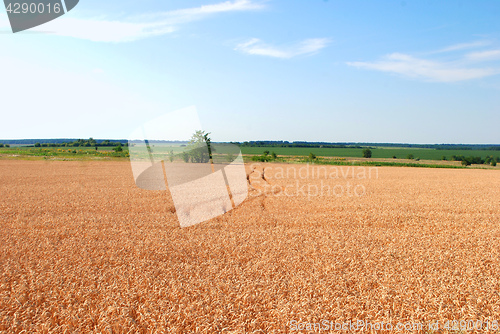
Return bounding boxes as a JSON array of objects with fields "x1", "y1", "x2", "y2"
[{"x1": 1, "y1": 138, "x2": 499, "y2": 146}]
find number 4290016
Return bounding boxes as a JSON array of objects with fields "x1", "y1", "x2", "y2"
[{"x1": 6, "y1": 2, "x2": 62, "y2": 14}]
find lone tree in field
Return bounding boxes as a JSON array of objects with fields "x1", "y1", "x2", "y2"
[
  {"x1": 186, "y1": 130, "x2": 211, "y2": 163},
  {"x1": 113, "y1": 144, "x2": 123, "y2": 152},
  {"x1": 362, "y1": 148, "x2": 372, "y2": 158}
]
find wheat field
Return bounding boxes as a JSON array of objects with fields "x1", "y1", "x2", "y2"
[{"x1": 1, "y1": 160, "x2": 500, "y2": 333}]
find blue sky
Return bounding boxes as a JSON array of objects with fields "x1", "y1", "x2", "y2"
[{"x1": 1, "y1": 0, "x2": 499, "y2": 143}]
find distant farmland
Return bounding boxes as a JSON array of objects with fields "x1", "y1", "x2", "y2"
[
  {"x1": 1, "y1": 141, "x2": 499, "y2": 169},
  {"x1": 239, "y1": 146, "x2": 500, "y2": 161}
]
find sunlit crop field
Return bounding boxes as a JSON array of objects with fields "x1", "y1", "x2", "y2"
[
  {"x1": 1, "y1": 160, "x2": 500, "y2": 333},
  {"x1": 239, "y1": 146, "x2": 500, "y2": 161}
]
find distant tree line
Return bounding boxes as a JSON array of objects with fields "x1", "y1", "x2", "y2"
[
  {"x1": 443, "y1": 155, "x2": 499, "y2": 166},
  {"x1": 237, "y1": 141, "x2": 362, "y2": 149},
  {"x1": 0, "y1": 138, "x2": 128, "y2": 145},
  {"x1": 0, "y1": 143, "x2": 10, "y2": 147},
  {"x1": 230, "y1": 141, "x2": 500, "y2": 150},
  {"x1": 3, "y1": 139, "x2": 499, "y2": 151},
  {"x1": 34, "y1": 138, "x2": 127, "y2": 148},
  {"x1": 436, "y1": 145, "x2": 500, "y2": 151}
]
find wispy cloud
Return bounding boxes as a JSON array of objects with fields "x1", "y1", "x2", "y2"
[
  {"x1": 0, "y1": 0, "x2": 265, "y2": 42},
  {"x1": 347, "y1": 41, "x2": 500, "y2": 82},
  {"x1": 235, "y1": 38, "x2": 330, "y2": 59},
  {"x1": 465, "y1": 49, "x2": 500, "y2": 62},
  {"x1": 431, "y1": 40, "x2": 491, "y2": 54},
  {"x1": 146, "y1": 0, "x2": 264, "y2": 23}
]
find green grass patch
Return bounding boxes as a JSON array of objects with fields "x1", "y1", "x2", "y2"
[
  {"x1": 240, "y1": 146, "x2": 500, "y2": 161},
  {"x1": 0, "y1": 147, "x2": 129, "y2": 160},
  {"x1": 242, "y1": 155, "x2": 468, "y2": 169}
]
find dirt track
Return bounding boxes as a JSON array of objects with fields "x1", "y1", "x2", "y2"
[{"x1": 1, "y1": 160, "x2": 500, "y2": 333}]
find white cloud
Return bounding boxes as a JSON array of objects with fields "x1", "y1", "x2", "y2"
[
  {"x1": 235, "y1": 38, "x2": 330, "y2": 59},
  {"x1": 431, "y1": 40, "x2": 491, "y2": 54},
  {"x1": 149, "y1": 0, "x2": 265, "y2": 23},
  {"x1": 347, "y1": 43, "x2": 500, "y2": 83},
  {"x1": 0, "y1": 0, "x2": 264, "y2": 42},
  {"x1": 34, "y1": 17, "x2": 177, "y2": 42},
  {"x1": 465, "y1": 49, "x2": 500, "y2": 62}
]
